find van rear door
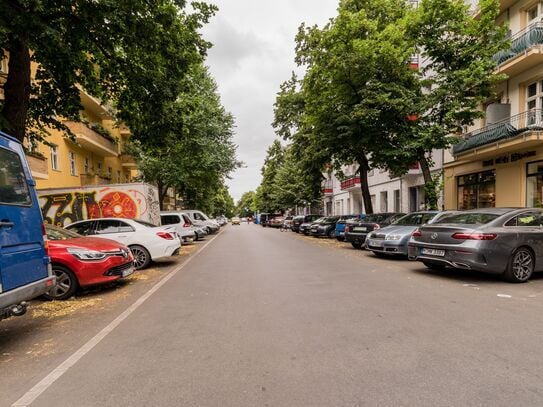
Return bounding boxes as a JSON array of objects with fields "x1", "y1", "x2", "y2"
[{"x1": 0, "y1": 136, "x2": 49, "y2": 292}]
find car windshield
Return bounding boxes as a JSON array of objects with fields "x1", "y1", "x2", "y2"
[
  {"x1": 364, "y1": 214, "x2": 390, "y2": 223},
  {"x1": 393, "y1": 213, "x2": 437, "y2": 226},
  {"x1": 45, "y1": 224, "x2": 81, "y2": 240},
  {"x1": 433, "y1": 212, "x2": 500, "y2": 225},
  {"x1": 133, "y1": 219, "x2": 157, "y2": 228},
  {"x1": 323, "y1": 217, "x2": 339, "y2": 222}
]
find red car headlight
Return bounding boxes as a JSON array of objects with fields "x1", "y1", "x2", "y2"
[{"x1": 67, "y1": 247, "x2": 107, "y2": 261}]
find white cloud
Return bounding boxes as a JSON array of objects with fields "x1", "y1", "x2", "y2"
[{"x1": 201, "y1": 0, "x2": 339, "y2": 202}]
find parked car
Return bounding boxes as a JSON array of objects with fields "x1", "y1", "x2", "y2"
[
  {"x1": 366, "y1": 211, "x2": 451, "y2": 257},
  {"x1": 335, "y1": 214, "x2": 365, "y2": 241},
  {"x1": 292, "y1": 214, "x2": 321, "y2": 233},
  {"x1": 0, "y1": 131, "x2": 56, "y2": 319},
  {"x1": 160, "y1": 211, "x2": 197, "y2": 243},
  {"x1": 260, "y1": 213, "x2": 281, "y2": 227},
  {"x1": 300, "y1": 217, "x2": 324, "y2": 235},
  {"x1": 231, "y1": 216, "x2": 241, "y2": 225},
  {"x1": 183, "y1": 209, "x2": 220, "y2": 234},
  {"x1": 311, "y1": 216, "x2": 340, "y2": 238},
  {"x1": 268, "y1": 216, "x2": 285, "y2": 228},
  {"x1": 44, "y1": 224, "x2": 134, "y2": 300},
  {"x1": 408, "y1": 207, "x2": 543, "y2": 283},
  {"x1": 65, "y1": 218, "x2": 181, "y2": 270},
  {"x1": 215, "y1": 216, "x2": 228, "y2": 226},
  {"x1": 282, "y1": 216, "x2": 293, "y2": 230},
  {"x1": 344, "y1": 212, "x2": 405, "y2": 249}
]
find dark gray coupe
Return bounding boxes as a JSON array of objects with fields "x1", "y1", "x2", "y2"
[{"x1": 408, "y1": 208, "x2": 543, "y2": 283}]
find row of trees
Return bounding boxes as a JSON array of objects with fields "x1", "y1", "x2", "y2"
[
  {"x1": 271, "y1": 0, "x2": 507, "y2": 213},
  {"x1": 0, "y1": 0, "x2": 238, "y2": 214}
]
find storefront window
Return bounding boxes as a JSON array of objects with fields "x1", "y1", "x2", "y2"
[
  {"x1": 457, "y1": 170, "x2": 496, "y2": 209},
  {"x1": 527, "y1": 160, "x2": 543, "y2": 207}
]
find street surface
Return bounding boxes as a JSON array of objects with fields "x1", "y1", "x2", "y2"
[{"x1": 3, "y1": 224, "x2": 543, "y2": 406}]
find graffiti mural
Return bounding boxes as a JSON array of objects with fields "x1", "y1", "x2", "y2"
[{"x1": 38, "y1": 184, "x2": 160, "y2": 227}]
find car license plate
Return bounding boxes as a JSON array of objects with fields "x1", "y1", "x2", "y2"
[
  {"x1": 353, "y1": 227, "x2": 367, "y2": 232},
  {"x1": 122, "y1": 267, "x2": 135, "y2": 277},
  {"x1": 421, "y1": 248, "x2": 445, "y2": 257},
  {"x1": 369, "y1": 239, "x2": 383, "y2": 247}
]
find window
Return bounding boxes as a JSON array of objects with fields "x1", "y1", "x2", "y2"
[
  {"x1": 66, "y1": 221, "x2": 95, "y2": 236},
  {"x1": 0, "y1": 147, "x2": 32, "y2": 205},
  {"x1": 393, "y1": 189, "x2": 400, "y2": 212},
  {"x1": 108, "y1": 167, "x2": 112, "y2": 179},
  {"x1": 97, "y1": 162, "x2": 102, "y2": 173},
  {"x1": 125, "y1": 173, "x2": 130, "y2": 183},
  {"x1": 527, "y1": 4, "x2": 540, "y2": 25},
  {"x1": 457, "y1": 170, "x2": 496, "y2": 210},
  {"x1": 526, "y1": 80, "x2": 543, "y2": 126},
  {"x1": 370, "y1": 194, "x2": 376, "y2": 210},
  {"x1": 117, "y1": 170, "x2": 121, "y2": 183},
  {"x1": 95, "y1": 219, "x2": 122, "y2": 234},
  {"x1": 50, "y1": 145, "x2": 59, "y2": 170},
  {"x1": 505, "y1": 212, "x2": 543, "y2": 227},
  {"x1": 161, "y1": 215, "x2": 181, "y2": 225},
  {"x1": 380, "y1": 191, "x2": 388, "y2": 212},
  {"x1": 526, "y1": 160, "x2": 543, "y2": 207},
  {"x1": 69, "y1": 151, "x2": 76, "y2": 176},
  {"x1": 84, "y1": 157, "x2": 90, "y2": 174}
]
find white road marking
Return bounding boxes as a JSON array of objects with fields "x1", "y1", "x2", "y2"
[
  {"x1": 497, "y1": 294, "x2": 512, "y2": 298},
  {"x1": 12, "y1": 230, "x2": 223, "y2": 407}
]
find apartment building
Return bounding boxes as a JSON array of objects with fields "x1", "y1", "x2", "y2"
[
  {"x1": 1, "y1": 56, "x2": 138, "y2": 189},
  {"x1": 322, "y1": 151, "x2": 445, "y2": 216},
  {"x1": 444, "y1": 0, "x2": 543, "y2": 209}
]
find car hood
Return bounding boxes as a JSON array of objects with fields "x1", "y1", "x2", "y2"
[
  {"x1": 372, "y1": 225, "x2": 417, "y2": 237},
  {"x1": 49, "y1": 236, "x2": 128, "y2": 251}
]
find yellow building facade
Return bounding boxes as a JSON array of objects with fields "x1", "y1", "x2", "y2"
[
  {"x1": 444, "y1": 0, "x2": 543, "y2": 209},
  {"x1": 26, "y1": 88, "x2": 138, "y2": 189}
]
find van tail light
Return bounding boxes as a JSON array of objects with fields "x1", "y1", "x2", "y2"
[
  {"x1": 42, "y1": 223, "x2": 49, "y2": 254},
  {"x1": 156, "y1": 231, "x2": 175, "y2": 240},
  {"x1": 452, "y1": 232, "x2": 497, "y2": 240},
  {"x1": 183, "y1": 223, "x2": 191, "y2": 228},
  {"x1": 411, "y1": 229, "x2": 422, "y2": 237},
  {"x1": 373, "y1": 224, "x2": 380, "y2": 230}
]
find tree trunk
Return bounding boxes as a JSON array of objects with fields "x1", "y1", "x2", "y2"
[
  {"x1": 2, "y1": 35, "x2": 31, "y2": 143},
  {"x1": 418, "y1": 152, "x2": 438, "y2": 210},
  {"x1": 357, "y1": 156, "x2": 373, "y2": 214},
  {"x1": 157, "y1": 181, "x2": 169, "y2": 211}
]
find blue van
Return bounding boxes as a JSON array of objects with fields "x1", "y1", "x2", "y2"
[{"x1": 0, "y1": 131, "x2": 55, "y2": 319}]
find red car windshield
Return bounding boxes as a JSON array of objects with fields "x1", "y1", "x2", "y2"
[{"x1": 45, "y1": 224, "x2": 82, "y2": 240}]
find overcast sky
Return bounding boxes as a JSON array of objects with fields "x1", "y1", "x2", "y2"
[{"x1": 201, "y1": 1, "x2": 339, "y2": 203}]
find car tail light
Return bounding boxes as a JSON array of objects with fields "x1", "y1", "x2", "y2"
[
  {"x1": 183, "y1": 223, "x2": 191, "y2": 228},
  {"x1": 345, "y1": 224, "x2": 349, "y2": 233},
  {"x1": 157, "y1": 231, "x2": 175, "y2": 240},
  {"x1": 452, "y1": 232, "x2": 497, "y2": 240},
  {"x1": 42, "y1": 223, "x2": 49, "y2": 254},
  {"x1": 373, "y1": 224, "x2": 380, "y2": 230},
  {"x1": 411, "y1": 229, "x2": 422, "y2": 237}
]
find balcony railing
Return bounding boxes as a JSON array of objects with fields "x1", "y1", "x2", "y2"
[
  {"x1": 493, "y1": 22, "x2": 543, "y2": 66},
  {"x1": 453, "y1": 109, "x2": 543, "y2": 155},
  {"x1": 64, "y1": 121, "x2": 118, "y2": 157},
  {"x1": 25, "y1": 154, "x2": 48, "y2": 179},
  {"x1": 120, "y1": 153, "x2": 138, "y2": 168},
  {"x1": 80, "y1": 174, "x2": 112, "y2": 186},
  {"x1": 340, "y1": 176, "x2": 361, "y2": 190}
]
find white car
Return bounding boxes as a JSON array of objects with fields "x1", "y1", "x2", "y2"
[
  {"x1": 65, "y1": 218, "x2": 181, "y2": 270},
  {"x1": 160, "y1": 211, "x2": 199, "y2": 243},
  {"x1": 183, "y1": 210, "x2": 220, "y2": 234}
]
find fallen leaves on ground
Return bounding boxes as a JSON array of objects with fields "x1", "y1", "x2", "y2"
[{"x1": 31, "y1": 298, "x2": 104, "y2": 319}]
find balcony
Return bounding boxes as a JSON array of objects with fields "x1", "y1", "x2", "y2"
[
  {"x1": 25, "y1": 154, "x2": 48, "y2": 179},
  {"x1": 120, "y1": 153, "x2": 138, "y2": 168},
  {"x1": 64, "y1": 121, "x2": 118, "y2": 157},
  {"x1": 340, "y1": 176, "x2": 361, "y2": 191},
  {"x1": 493, "y1": 23, "x2": 543, "y2": 76},
  {"x1": 322, "y1": 180, "x2": 333, "y2": 196},
  {"x1": 453, "y1": 109, "x2": 543, "y2": 158},
  {"x1": 80, "y1": 174, "x2": 112, "y2": 186}
]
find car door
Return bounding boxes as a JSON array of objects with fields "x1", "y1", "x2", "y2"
[
  {"x1": 94, "y1": 219, "x2": 134, "y2": 246},
  {"x1": 0, "y1": 139, "x2": 48, "y2": 291},
  {"x1": 504, "y1": 211, "x2": 543, "y2": 269}
]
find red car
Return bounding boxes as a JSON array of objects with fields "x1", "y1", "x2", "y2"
[{"x1": 44, "y1": 224, "x2": 135, "y2": 300}]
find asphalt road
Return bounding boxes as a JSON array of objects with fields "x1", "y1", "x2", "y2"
[{"x1": 5, "y1": 224, "x2": 543, "y2": 406}]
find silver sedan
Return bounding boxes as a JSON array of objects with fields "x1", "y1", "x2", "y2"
[
  {"x1": 366, "y1": 211, "x2": 449, "y2": 257},
  {"x1": 408, "y1": 207, "x2": 543, "y2": 283}
]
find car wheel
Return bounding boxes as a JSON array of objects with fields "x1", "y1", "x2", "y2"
[
  {"x1": 336, "y1": 236, "x2": 344, "y2": 242},
  {"x1": 130, "y1": 245, "x2": 151, "y2": 270},
  {"x1": 422, "y1": 261, "x2": 446, "y2": 271},
  {"x1": 351, "y1": 242, "x2": 362, "y2": 249},
  {"x1": 328, "y1": 229, "x2": 335, "y2": 239},
  {"x1": 504, "y1": 247, "x2": 534, "y2": 283},
  {"x1": 44, "y1": 265, "x2": 78, "y2": 300}
]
